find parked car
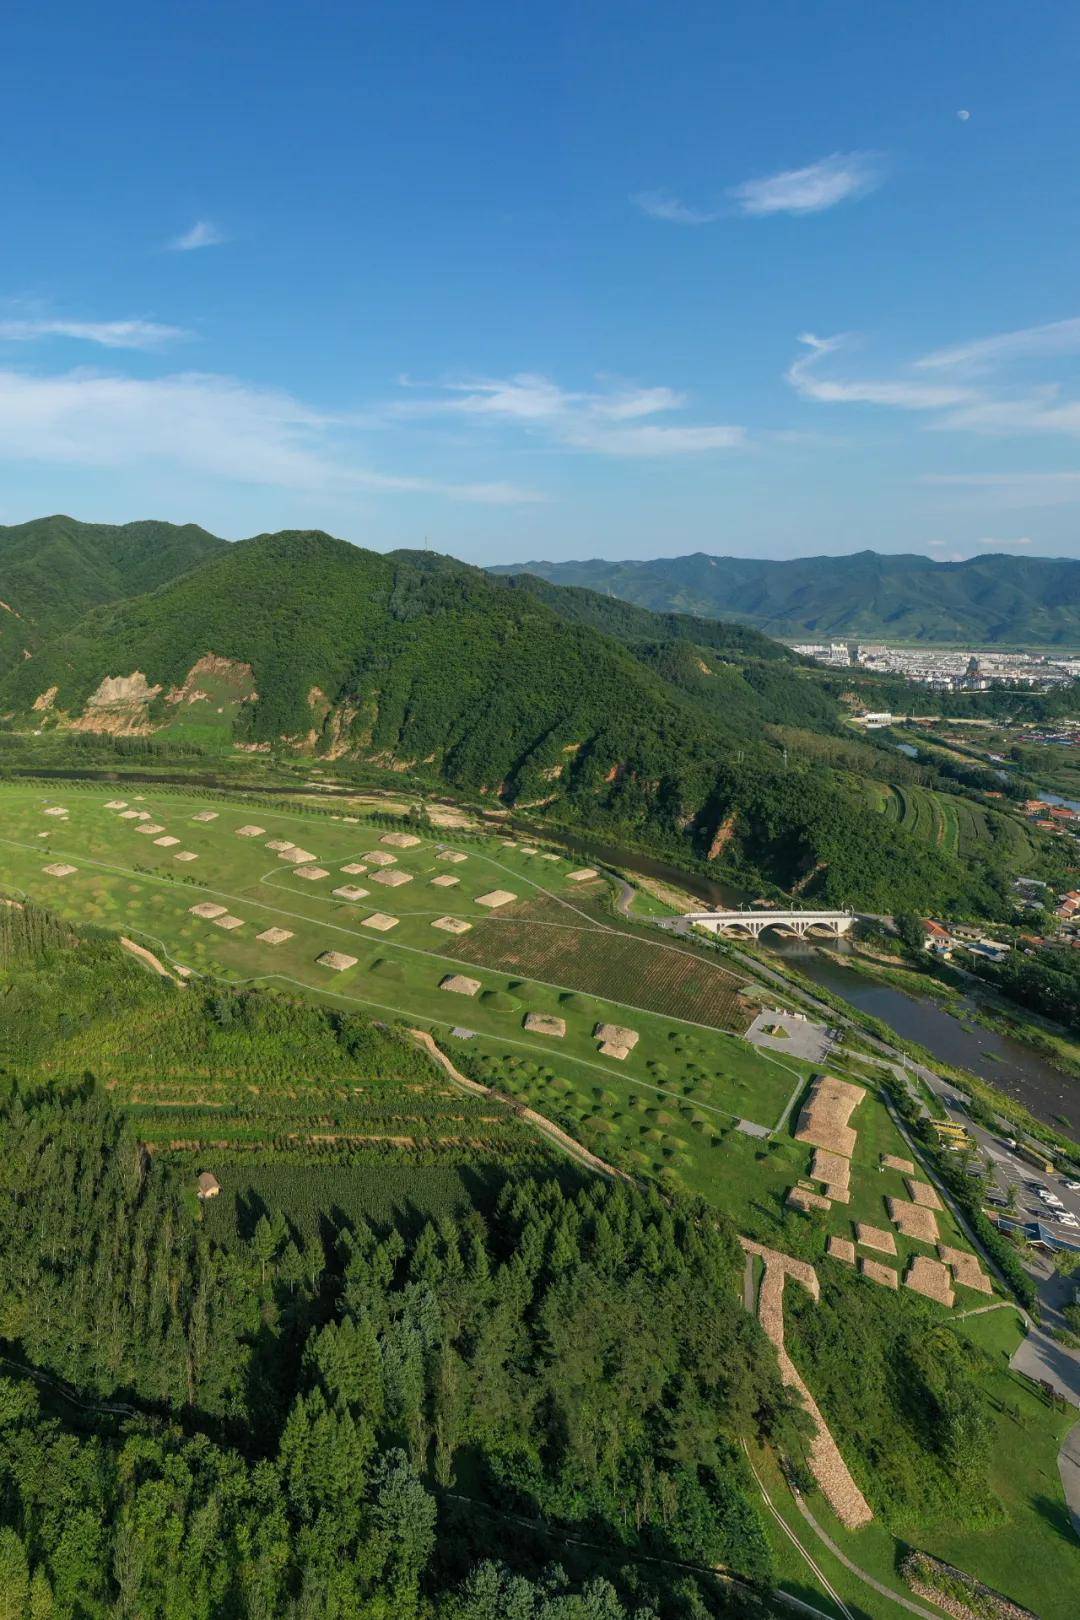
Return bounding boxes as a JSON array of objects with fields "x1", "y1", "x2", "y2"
[
  {"x1": 1044, "y1": 1194, "x2": 1065, "y2": 1209},
  {"x1": 1064, "y1": 1179, "x2": 1080, "y2": 1191},
  {"x1": 1058, "y1": 1213, "x2": 1079, "y2": 1229}
]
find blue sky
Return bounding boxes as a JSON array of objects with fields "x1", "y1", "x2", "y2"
[{"x1": 2, "y1": 0, "x2": 1079, "y2": 562}]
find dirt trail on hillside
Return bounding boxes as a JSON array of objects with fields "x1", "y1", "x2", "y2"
[
  {"x1": 409, "y1": 1029, "x2": 631, "y2": 1182},
  {"x1": 120, "y1": 937, "x2": 184, "y2": 985},
  {"x1": 740, "y1": 1237, "x2": 873, "y2": 1530}
]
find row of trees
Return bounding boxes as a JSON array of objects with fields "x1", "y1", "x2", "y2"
[{"x1": 0, "y1": 1061, "x2": 799, "y2": 1615}]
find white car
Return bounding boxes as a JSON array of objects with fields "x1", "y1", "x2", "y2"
[
  {"x1": 1044, "y1": 1195, "x2": 1065, "y2": 1209},
  {"x1": 1065, "y1": 1179, "x2": 1080, "y2": 1192},
  {"x1": 1058, "y1": 1213, "x2": 1079, "y2": 1228}
]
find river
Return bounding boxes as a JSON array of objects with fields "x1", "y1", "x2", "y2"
[{"x1": 765, "y1": 939, "x2": 1079, "y2": 1136}]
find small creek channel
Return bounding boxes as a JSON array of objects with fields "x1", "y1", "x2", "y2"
[{"x1": 10, "y1": 766, "x2": 1077, "y2": 1134}]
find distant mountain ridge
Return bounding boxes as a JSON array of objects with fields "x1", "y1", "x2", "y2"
[{"x1": 491, "y1": 550, "x2": 1080, "y2": 645}]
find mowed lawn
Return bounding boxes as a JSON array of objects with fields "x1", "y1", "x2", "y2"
[{"x1": 0, "y1": 783, "x2": 805, "y2": 1138}]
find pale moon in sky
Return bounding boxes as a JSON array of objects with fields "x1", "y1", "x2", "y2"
[{"x1": 957, "y1": 109, "x2": 971, "y2": 121}]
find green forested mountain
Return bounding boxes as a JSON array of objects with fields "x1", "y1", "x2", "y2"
[
  {"x1": 0, "y1": 514, "x2": 227, "y2": 673},
  {"x1": 493, "y1": 551, "x2": 1080, "y2": 645},
  {"x1": 0, "y1": 524, "x2": 1026, "y2": 914}
]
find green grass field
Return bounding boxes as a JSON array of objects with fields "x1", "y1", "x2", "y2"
[{"x1": 0, "y1": 783, "x2": 812, "y2": 1180}]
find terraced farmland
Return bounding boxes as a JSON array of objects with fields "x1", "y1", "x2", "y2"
[{"x1": 875, "y1": 782, "x2": 1035, "y2": 868}]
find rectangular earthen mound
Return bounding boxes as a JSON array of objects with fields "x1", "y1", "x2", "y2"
[
  {"x1": 381, "y1": 832, "x2": 422, "y2": 848},
  {"x1": 294, "y1": 866, "x2": 330, "y2": 881},
  {"x1": 938, "y1": 1244, "x2": 993, "y2": 1294},
  {"x1": 594, "y1": 1022, "x2": 640, "y2": 1051},
  {"x1": 432, "y1": 916, "x2": 471, "y2": 935},
  {"x1": 431, "y1": 874, "x2": 460, "y2": 887},
  {"x1": 235, "y1": 825, "x2": 265, "y2": 838},
  {"x1": 371, "y1": 868, "x2": 413, "y2": 887},
  {"x1": 279, "y1": 847, "x2": 316, "y2": 864},
  {"x1": 827, "y1": 1236, "x2": 856, "y2": 1265},
  {"x1": 436, "y1": 849, "x2": 467, "y2": 863},
  {"x1": 213, "y1": 915, "x2": 245, "y2": 930},
  {"x1": 174, "y1": 851, "x2": 198, "y2": 862},
  {"x1": 440, "y1": 974, "x2": 482, "y2": 997},
  {"x1": 42, "y1": 863, "x2": 77, "y2": 877},
  {"x1": 860, "y1": 1258, "x2": 899, "y2": 1289},
  {"x1": 341, "y1": 862, "x2": 368, "y2": 875},
  {"x1": 811, "y1": 1148, "x2": 851, "y2": 1192},
  {"x1": 794, "y1": 1074, "x2": 866, "y2": 1159},
  {"x1": 265, "y1": 839, "x2": 295, "y2": 853},
  {"x1": 524, "y1": 1012, "x2": 567, "y2": 1038},
  {"x1": 787, "y1": 1186, "x2": 832, "y2": 1213},
  {"x1": 154, "y1": 836, "x2": 180, "y2": 847},
  {"x1": 317, "y1": 950, "x2": 358, "y2": 971},
  {"x1": 477, "y1": 889, "x2": 517, "y2": 908},
  {"x1": 888, "y1": 1198, "x2": 940, "y2": 1244},
  {"x1": 192, "y1": 810, "x2": 218, "y2": 822},
  {"x1": 905, "y1": 1177, "x2": 943, "y2": 1211},
  {"x1": 333, "y1": 885, "x2": 369, "y2": 902},
  {"x1": 189, "y1": 902, "x2": 228, "y2": 919},
  {"x1": 119, "y1": 810, "x2": 142, "y2": 819},
  {"x1": 882, "y1": 1154, "x2": 916, "y2": 1175},
  {"x1": 824, "y1": 1186, "x2": 851, "y2": 1204},
  {"x1": 365, "y1": 851, "x2": 397, "y2": 867},
  {"x1": 567, "y1": 868, "x2": 598, "y2": 882},
  {"x1": 904, "y1": 1256, "x2": 955, "y2": 1306},
  {"x1": 43, "y1": 806, "x2": 69, "y2": 817},
  {"x1": 362, "y1": 912, "x2": 399, "y2": 932},
  {"x1": 257, "y1": 927, "x2": 294, "y2": 945},
  {"x1": 856, "y1": 1222, "x2": 897, "y2": 1256},
  {"x1": 105, "y1": 799, "x2": 128, "y2": 809},
  {"x1": 136, "y1": 823, "x2": 165, "y2": 835}
]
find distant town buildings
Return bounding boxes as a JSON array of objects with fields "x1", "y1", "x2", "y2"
[{"x1": 790, "y1": 640, "x2": 1079, "y2": 693}]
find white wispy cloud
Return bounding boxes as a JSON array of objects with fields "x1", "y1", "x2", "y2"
[
  {"x1": 730, "y1": 152, "x2": 882, "y2": 216},
  {"x1": 933, "y1": 393, "x2": 1080, "y2": 438},
  {"x1": 0, "y1": 317, "x2": 189, "y2": 350},
  {"x1": 917, "y1": 316, "x2": 1080, "y2": 373},
  {"x1": 167, "y1": 220, "x2": 226, "y2": 251},
  {"x1": 631, "y1": 191, "x2": 720, "y2": 225},
  {"x1": 393, "y1": 373, "x2": 745, "y2": 457},
  {"x1": 975, "y1": 535, "x2": 1033, "y2": 546},
  {"x1": 0, "y1": 365, "x2": 541, "y2": 505},
  {"x1": 786, "y1": 335, "x2": 976, "y2": 409}
]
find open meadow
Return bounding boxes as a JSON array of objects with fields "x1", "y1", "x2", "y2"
[{"x1": 0, "y1": 781, "x2": 813, "y2": 1181}]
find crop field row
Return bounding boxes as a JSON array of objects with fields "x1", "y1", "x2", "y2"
[
  {"x1": 454, "y1": 896, "x2": 750, "y2": 1032},
  {"x1": 875, "y1": 781, "x2": 1035, "y2": 869}
]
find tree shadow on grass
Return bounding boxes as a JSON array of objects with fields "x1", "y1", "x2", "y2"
[{"x1": 1031, "y1": 1491, "x2": 1080, "y2": 1546}]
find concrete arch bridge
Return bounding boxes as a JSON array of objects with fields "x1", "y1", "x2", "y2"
[{"x1": 684, "y1": 908, "x2": 856, "y2": 940}]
